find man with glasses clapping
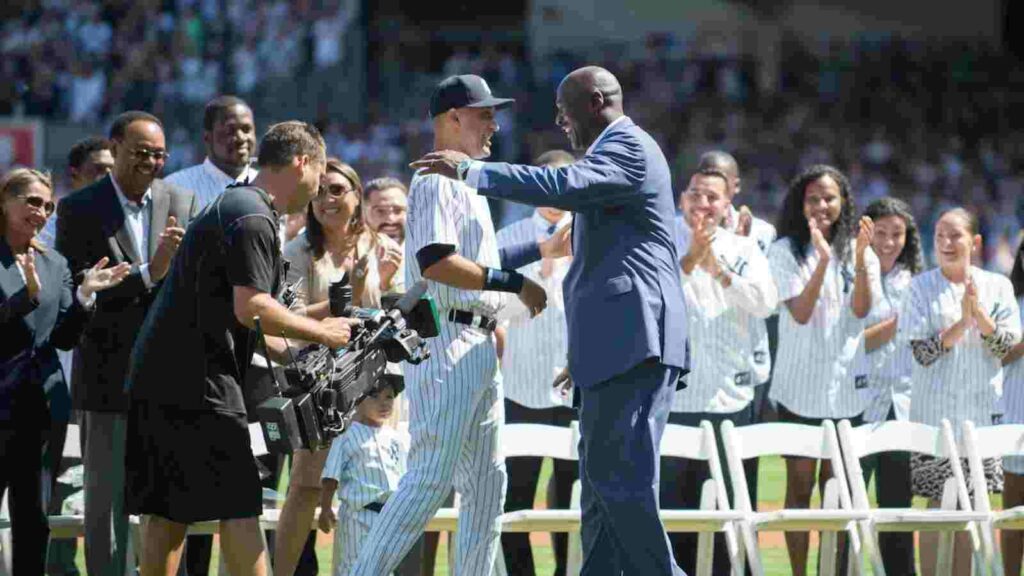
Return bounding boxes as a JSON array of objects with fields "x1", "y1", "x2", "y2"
[{"x1": 55, "y1": 110, "x2": 199, "y2": 576}]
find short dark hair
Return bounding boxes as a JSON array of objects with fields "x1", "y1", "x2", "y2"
[
  {"x1": 203, "y1": 95, "x2": 251, "y2": 132},
  {"x1": 109, "y1": 111, "x2": 162, "y2": 140},
  {"x1": 534, "y1": 149, "x2": 576, "y2": 167},
  {"x1": 690, "y1": 167, "x2": 730, "y2": 189},
  {"x1": 256, "y1": 121, "x2": 325, "y2": 168},
  {"x1": 67, "y1": 136, "x2": 111, "y2": 169},
  {"x1": 363, "y1": 177, "x2": 407, "y2": 201},
  {"x1": 697, "y1": 150, "x2": 739, "y2": 180}
]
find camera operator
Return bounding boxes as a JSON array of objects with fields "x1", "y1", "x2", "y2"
[{"x1": 123, "y1": 121, "x2": 359, "y2": 576}]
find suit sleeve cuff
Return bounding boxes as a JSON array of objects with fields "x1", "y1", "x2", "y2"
[
  {"x1": 76, "y1": 286, "x2": 96, "y2": 309},
  {"x1": 139, "y1": 263, "x2": 154, "y2": 288},
  {"x1": 464, "y1": 161, "x2": 484, "y2": 188}
]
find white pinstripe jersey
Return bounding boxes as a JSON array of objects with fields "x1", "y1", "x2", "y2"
[
  {"x1": 164, "y1": 157, "x2": 257, "y2": 211},
  {"x1": 859, "y1": 264, "x2": 915, "y2": 422},
  {"x1": 672, "y1": 226, "x2": 778, "y2": 413},
  {"x1": 902, "y1": 267, "x2": 1021, "y2": 432},
  {"x1": 1002, "y1": 296, "x2": 1024, "y2": 474},
  {"x1": 321, "y1": 421, "x2": 409, "y2": 512},
  {"x1": 724, "y1": 204, "x2": 777, "y2": 253},
  {"x1": 495, "y1": 211, "x2": 571, "y2": 409},
  {"x1": 404, "y1": 171, "x2": 505, "y2": 318},
  {"x1": 768, "y1": 237, "x2": 882, "y2": 419},
  {"x1": 725, "y1": 206, "x2": 777, "y2": 387}
]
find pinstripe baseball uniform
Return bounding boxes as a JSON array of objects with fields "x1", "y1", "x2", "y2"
[
  {"x1": 321, "y1": 421, "x2": 409, "y2": 576},
  {"x1": 768, "y1": 238, "x2": 882, "y2": 419},
  {"x1": 495, "y1": 211, "x2": 571, "y2": 409},
  {"x1": 902, "y1": 267, "x2": 1021, "y2": 439},
  {"x1": 672, "y1": 226, "x2": 778, "y2": 413},
  {"x1": 859, "y1": 264, "x2": 914, "y2": 423},
  {"x1": 350, "y1": 171, "x2": 507, "y2": 576},
  {"x1": 724, "y1": 206, "x2": 775, "y2": 387},
  {"x1": 1002, "y1": 296, "x2": 1024, "y2": 474},
  {"x1": 164, "y1": 158, "x2": 257, "y2": 211}
]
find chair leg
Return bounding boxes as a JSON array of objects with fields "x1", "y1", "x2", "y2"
[
  {"x1": 566, "y1": 480, "x2": 583, "y2": 575},
  {"x1": 696, "y1": 481, "x2": 716, "y2": 576},
  {"x1": 0, "y1": 493, "x2": 10, "y2": 576},
  {"x1": 739, "y1": 523, "x2": 764, "y2": 576},
  {"x1": 819, "y1": 479, "x2": 839, "y2": 576}
]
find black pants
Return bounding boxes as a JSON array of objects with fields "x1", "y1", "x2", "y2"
[
  {"x1": 501, "y1": 399, "x2": 578, "y2": 576},
  {"x1": 660, "y1": 405, "x2": 757, "y2": 576},
  {"x1": 0, "y1": 423, "x2": 50, "y2": 576},
  {"x1": 860, "y1": 408, "x2": 916, "y2": 575}
]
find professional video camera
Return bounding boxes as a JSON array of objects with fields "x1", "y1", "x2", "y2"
[{"x1": 254, "y1": 276, "x2": 439, "y2": 453}]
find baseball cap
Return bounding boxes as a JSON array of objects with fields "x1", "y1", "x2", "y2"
[{"x1": 429, "y1": 75, "x2": 515, "y2": 118}]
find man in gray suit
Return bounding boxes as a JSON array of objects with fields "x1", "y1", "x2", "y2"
[
  {"x1": 414, "y1": 66, "x2": 688, "y2": 575},
  {"x1": 56, "y1": 111, "x2": 198, "y2": 576}
]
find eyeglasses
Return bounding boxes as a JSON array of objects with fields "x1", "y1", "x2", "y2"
[
  {"x1": 317, "y1": 183, "x2": 355, "y2": 199},
  {"x1": 130, "y1": 147, "x2": 170, "y2": 162},
  {"x1": 19, "y1": 195, "x2": 56, "y2": 216}
]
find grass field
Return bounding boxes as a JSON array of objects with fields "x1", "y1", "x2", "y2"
[{"x1": 66, "y1": 455, "x2": 1000, "y2": 575}]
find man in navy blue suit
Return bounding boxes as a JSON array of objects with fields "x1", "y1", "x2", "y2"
[{"x1": 413, "y1": 66, "x2": 688, "y2": 576}]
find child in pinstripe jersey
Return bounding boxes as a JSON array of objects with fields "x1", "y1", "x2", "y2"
[
  {"x1": 998, "y1": 237, "x2": 1024, "y2": 576},
  {"x1": 318, "y1": 383, "x2": 417, "y2": 576}
]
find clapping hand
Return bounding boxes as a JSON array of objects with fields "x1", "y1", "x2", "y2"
[
  {"x1": 855, "y1": 216, "x2": 875, "y2": 265},
  {"x1": 150, "y1": 216, "x2": 186, "y2": 282},
  {"x1": 540, "y1": 223, "x2": 572, "y2": 260},
  {"x1": 809, "y1": 218, "x2": 832, "y2": 263},
  {"x1": 377, "y1": 242, "x2": 403, "y2": 289},
  {"x1": 735, "y1": 206, "x2": 753, "y2": 237},
  {"x1": 15, "y1": 248, "x2": 42, "y2": 300},
  {"x1": 962, "y1": 275, "x2": 979, "y2": 326},
  {"x1": 552, "y1": 367, "x2": 573, "y2": 398},
  {"x1": 80, "y1": 256, "x2": 132, "y2": 298}
]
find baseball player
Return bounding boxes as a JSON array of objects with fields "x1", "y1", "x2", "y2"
[
  {"x1": 318, "y1": 383, "x2": 417, "y2": 576},
  {"x1": 348, "y1": 75, "x2": 546, "y2": 576},
  {"x1": 663, "y1": 168, "x2": 777, "y2": 574}
]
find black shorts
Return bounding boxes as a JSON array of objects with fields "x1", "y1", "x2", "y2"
[{"x1": 125, "y1": 402, "x2": 262, "y2": 524}]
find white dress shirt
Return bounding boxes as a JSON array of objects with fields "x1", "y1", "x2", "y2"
[
  {"x1": 110, "y1": 175, "x2": 154, "y2": 287},
  {"x1": 164, "y1": 157, "x2": 257, "y2": 211}
]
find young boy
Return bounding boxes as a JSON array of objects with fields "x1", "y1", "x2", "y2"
[{"x1": 318, "y1": 383, "x2": 419, "y2": 576}]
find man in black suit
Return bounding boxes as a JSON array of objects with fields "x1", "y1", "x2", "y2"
[{"x1": 55, "y1": 111, "x2": 198, "y2": 576}]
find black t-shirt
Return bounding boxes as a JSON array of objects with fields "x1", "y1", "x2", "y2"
[{"x1": 127, "y1": 186, "x2": 281, "y2": 414}]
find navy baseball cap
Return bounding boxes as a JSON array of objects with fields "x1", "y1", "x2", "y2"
[{"x1": 429, "y1": 75, "x2": 515, "y2": 118}]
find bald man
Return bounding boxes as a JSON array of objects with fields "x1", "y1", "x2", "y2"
[{"x1": 416, "y1": 66, "x2": 688, "y2": 575}]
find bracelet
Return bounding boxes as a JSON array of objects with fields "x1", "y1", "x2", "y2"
[{"x1": 483, "y1": 267, "x2": 525, "y2": 293}]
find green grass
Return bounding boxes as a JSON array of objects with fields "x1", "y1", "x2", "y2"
[{"x1": 64, "y1": 455, "x2": 999, "y2": 574}]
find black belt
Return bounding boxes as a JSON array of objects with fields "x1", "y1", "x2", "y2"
[
  {"x1": 364, "y1": 501, "x2": 384, "y2": 513},
  {"x1": 447, "y1": 309, "x2": 497, "y2": 332}
]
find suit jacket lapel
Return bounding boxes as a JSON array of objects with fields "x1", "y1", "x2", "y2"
[
  {"x1": 103, "y1": 178, "x2": 141, "y2": 264},
  {"x1": 0, "y1": 241, "x2": 31, "y2": 331},
  {"x1": 148, "y1": 183, "x2": 170, "y2": 260}
]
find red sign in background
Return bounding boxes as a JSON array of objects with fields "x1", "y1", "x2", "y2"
[{"x1": 0, "y1": 120, "x2": 43, "y2": 170}]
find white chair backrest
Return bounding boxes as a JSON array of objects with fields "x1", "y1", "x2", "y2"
[
  {"x1": 721, "y1": 422, "x2": 832, "y2": 460},
  {"x1": 961, "y1": 423, "x2": 1024, "y2": 460},
  {"x1": 961, "y1": 421, "x2": 1024, "y2": 514},
  {"x1": 63, "y1": 423, "x2": 81, "y2": 459},
  {"x1": 840, "y1": 420, "x2": 951, "y2": 460},
  {"x1": 661, "y1": 422, "x2": 732, "y2": 513},
  {"x1": 721, "y1": 420, "x2": 852, "y2": 514},
  {"x1": 501, "y1": 422, "x2": 579, "y2": 461},
  {"x1": 660, "y1": 422, "x2": 712, "y2": 460}
]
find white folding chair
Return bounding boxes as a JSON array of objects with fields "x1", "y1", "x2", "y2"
[
  {"x1": 657, "y1": 421, "x2": 747, "y2": 576},
  {"x1": 838, "y1": 418, "x2": 989, "y2": 576},
  {"x1": 962, "y1": 420, "x2": 1024, "y2": 576},
  {"x1": 720, "y1": 420, "x2": 867, "y2": 576}
]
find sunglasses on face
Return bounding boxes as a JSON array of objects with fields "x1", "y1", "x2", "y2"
[
  {"x1": 130, "y1": 147, "x2": 170, "y2": 162},
  {"x1": 19, "y1": 195, "x2": 56, "y2": 216},
  {"x1": 317, "y1": 183, "x2": 355, "y2": 199}
]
